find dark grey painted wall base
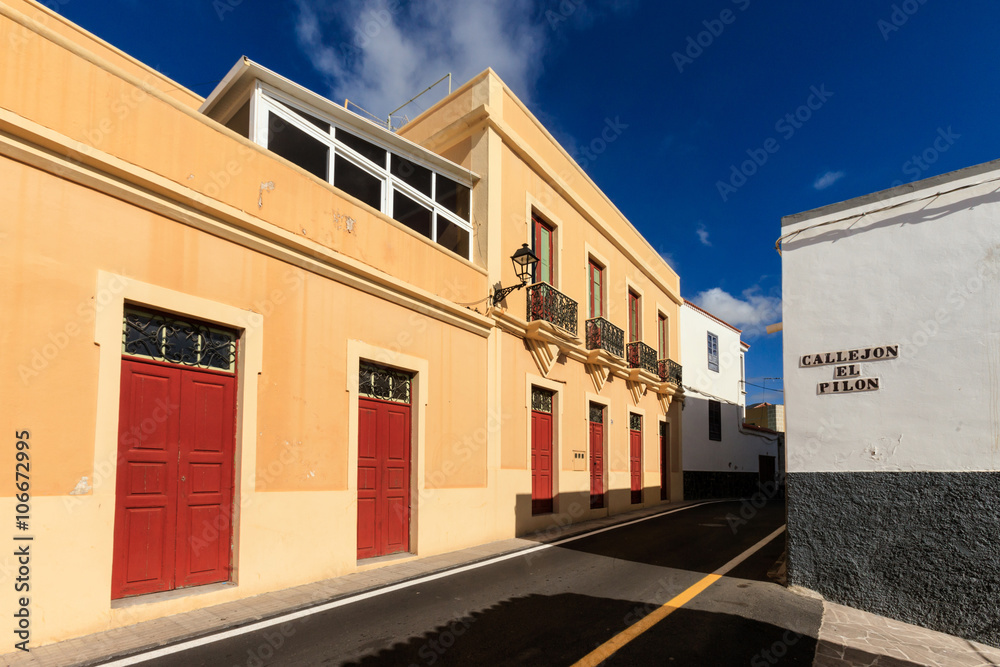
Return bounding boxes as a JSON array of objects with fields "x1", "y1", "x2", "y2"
[
  {"x1": 787, "y1": 471, "x2": 1000, "y2": 648},
  {"x1": 684, "y1": 471, "x2": 762, "y2": 499}
]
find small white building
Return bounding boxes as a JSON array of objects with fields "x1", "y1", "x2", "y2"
[
  {"x1": 680, "y1": 300, "x2": 780, "y2": 499},
  {"x1": 781, "y1": 158, "x2": 1000, "y2": 647}
]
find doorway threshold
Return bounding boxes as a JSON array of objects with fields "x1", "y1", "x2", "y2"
[
  {"x1": 356, "y1": 552, "x2": 417, "y2": 572},
  {"x1": 111, "y1": 581, "x2": 237, "y2": 609}
]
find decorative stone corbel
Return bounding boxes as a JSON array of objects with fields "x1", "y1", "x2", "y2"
[
  {"x1": 586, "y1": 363, "x2": 610, "y2": 393},
  {"x1": 627, "y1": 379, "x2": 645, "y2": 406},
  {"x1": 525, "y1": 337, "x2": 559, "y2": 377}
]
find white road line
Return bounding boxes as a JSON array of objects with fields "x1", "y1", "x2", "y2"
[{"x1": 101, "y1": 499, "x2": 733, "y2": 666}]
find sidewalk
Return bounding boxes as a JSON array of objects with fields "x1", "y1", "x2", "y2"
[
  {"x1": 812, "y1": 599, "x2": 1000, "y2": 667},
  {"x1": 3, "y1": 499, "x2": 997, "y2": 666}
]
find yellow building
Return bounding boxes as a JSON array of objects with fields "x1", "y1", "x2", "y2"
[
  {"x1": 745, "y1": 403, "x2": 785, "y2": 433},
  {"x1": 0, "y1": 0, "x2": 682, "y2": 647}
]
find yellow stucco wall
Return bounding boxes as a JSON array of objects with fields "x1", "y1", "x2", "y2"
[
  {"x1": 0, "y1": 1, "x2": 501, "y2": 645},
  {"x1": 0, "y1": 4, "x2": 487, "y2": 304},
  {"x1": 400, "y1": 68, "x2": 686, "y2": 542},
  {"x1": 0, "y1": 151, "x2": 496, "y2": 644},
  {"x1": 3, "y1": 0, "x2": 204, "y2": 109},
  {"x1": 0, "y1": 0, "x2": 686, "y2": 649}
]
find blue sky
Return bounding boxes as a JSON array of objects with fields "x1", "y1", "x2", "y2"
[{"x1": 57, "y1": 0, "x2": 1000, "y2": 404}]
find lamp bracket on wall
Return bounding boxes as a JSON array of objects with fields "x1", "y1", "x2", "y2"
[{"x1": 491, "y1": 243, "x2": 538, "y2": 307}]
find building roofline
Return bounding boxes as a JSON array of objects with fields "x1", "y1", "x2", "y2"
[
  {"x1": 782, "y1": 156, "x2": 1000, "y2": 227},
  {"x1": 199, "y1": 57, "x2": 479, "y2": 186},
  {"x1": 683, "y1": 299, "x2": 742, "y2": 335},
  {"x1": 401, "y1": 68, "x2": 683, "y2": 303}
]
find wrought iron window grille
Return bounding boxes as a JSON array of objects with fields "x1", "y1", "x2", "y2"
[
  {"x1": 585, "y1": 317, "x2": 624, "y2": 358},
  {"x1": 531, "y1": 387, "x2": 554, "y2": 413},
  {"x1": 526, "y1": 282, "x2": 578, "y2": 336},
  {"x1": 629, "y1": 413, "x2": 642, "y2": 431},
  {"x1": 123, "y1": 308, "x2": 237, "y2": 372},
  {"x1": 589, "y1": 404, "x2": 604, "y2": 424},
  {"x1": 359, "y1": 362, "x2": 413, "y2": 404}
]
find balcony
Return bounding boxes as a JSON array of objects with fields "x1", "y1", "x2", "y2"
[
  {"x1": 585, "y1": 317, "x2": 624, "y2": 358},
  {"x1": 526, "y1": 282, "x2": 578, "y2": 336},
  {"x1": 626, "y1": 341, "x2": 658, "y2": 375},
  {"x1": 658, "y1": 359, "x2": 683, "y2": 385}
]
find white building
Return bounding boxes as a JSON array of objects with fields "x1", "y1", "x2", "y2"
[
  {"x1": 680, "y1": 300, "x2": 780, "y2": 499},
  {"x1": 781, "y1": 158, "x2": 1000, "y2": 647}
]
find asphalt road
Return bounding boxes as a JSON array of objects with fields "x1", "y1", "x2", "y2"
[{"x1": 117, "y1": 498, "x2": 823, "y2": 666}]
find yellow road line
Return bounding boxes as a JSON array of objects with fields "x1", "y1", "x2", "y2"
[
  {"x1": 571, "y1": 524, "x2": 787, "y2": 667},
  {"x1": 571, "y1": 573, "x2": 721, "y2": 667}
]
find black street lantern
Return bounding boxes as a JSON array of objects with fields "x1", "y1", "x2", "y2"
[{"x1": 492, "y1": 243, "x2": 538, "y2": 306}]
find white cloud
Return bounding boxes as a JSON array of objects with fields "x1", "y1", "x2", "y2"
[
  {"x1": 292, "y1": 1, "x2": 634, "y2": 121},
  {"x1": 659, "y1": 250, "x2": 677, "y2": 270},
  {"x1": 693, "y1": 287, "x2": 782, "y2": 337},
  {"x1": 696, "y1": 222, "x2": 711, "y2": 246},
  {"x1": 813, "y1": 170, "x2": 845, "y2": 190}
]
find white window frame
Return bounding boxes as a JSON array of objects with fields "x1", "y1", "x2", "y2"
[
  {"x1": 252, "y1": 82, "x2": 473, "y2": 260},
  {"x1": 707, "y1": 332, "x2": 719, "y2": 372}
]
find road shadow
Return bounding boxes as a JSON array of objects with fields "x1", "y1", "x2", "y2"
[
  {"x1": 340, "y1": 592, "x2": 821, "y2": 666},
  {"x1": 514, "y1": 493, "x2": 788, "y2": 576}
]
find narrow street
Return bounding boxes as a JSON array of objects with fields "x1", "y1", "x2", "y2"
[{"x1": 117, "y1": 499, "x2": 821, "y2": 666}]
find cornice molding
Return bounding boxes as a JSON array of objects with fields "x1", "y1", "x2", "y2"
[{"x1": 0, "y1": 108, "x2": 495, "y2": 339}]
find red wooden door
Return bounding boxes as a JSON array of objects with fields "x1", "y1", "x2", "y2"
[
  {"x1": 531, "y1": 410, "x2": 553, "y2": 515},
  {"x1": 659, "y1": 422, "x2": 669, "y2": 501},
  {"x1": 357, "y1": 397, "x2": 411, "y2": 559},
  {"x1": 176, "y1": 371, "x2": 236, "y2": 587},
  {"x1": 589, "y1": 420, "x2": 604, "y2": 509},
  {"x1": 112, "y1": 359, "x2": 235, "y2": 599},
  {"x1": 630, "y1": 428, "x2": 642, "y2": 504}
]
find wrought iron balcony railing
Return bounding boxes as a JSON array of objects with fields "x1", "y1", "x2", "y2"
[
  {"x1": 526, "y1": 282, "x2": 578, "y2": 336},
  {"x1": 585, "y1": 317, "x2": 624, "y2": 358},
  {"x1": 658, "y1": 358, "x2": 682, "y2": 385},
  {"x1": 626, "y1": 341, "x2": 658, "y2": 375}
]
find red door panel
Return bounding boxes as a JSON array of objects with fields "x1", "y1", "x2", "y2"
[
  {"x1": 383, "y1": 404, "x2": 411, "y2": 556},
  {"x1": 357, "y1": 398, "x2": 411, "y2": 559},
  {"x1": 122, "y1": 507, "x2": 168, "y2": 587},
  {"x1": 113, "y1": 361, "x2": 181, "y2": 598},
  {"x1": 113, "y1": 359, "x2": 236, "y2": 600},
  {"x1": 590, "y1": 422, "x2": 604, "y2": 509},
  {"x1": 176, "y1": 372, "x2": 235, "y2": 587},
  {"x1": 531, "y1": 411, "x2": 553, "y2": 515},
  {"x1": 630, "y1": 429, "x2": 642, "y2": 504},
  {"x1": 357, "y1": 404, "x2": 379, "y2": 559}
]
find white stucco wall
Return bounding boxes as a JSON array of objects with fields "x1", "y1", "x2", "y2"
[
  {"x1": 681, "y1": 303, "x2": 744, "y2": 405},
  {"x1": 681, "y1": 303, "x2": 778, "y2": 472},
  {"x1": 781, "y1": 164, "x2": 1000, "y2": 474}
]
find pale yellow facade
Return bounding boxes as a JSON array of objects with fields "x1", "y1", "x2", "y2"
[
  {"x1": 0, "y1": 0, "x2": 683, "y2": 648},
  {"x1": 399, "y1": 71, "x2": 684, "y2": 535}
]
